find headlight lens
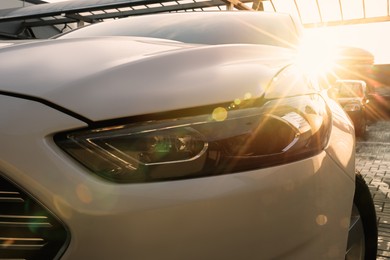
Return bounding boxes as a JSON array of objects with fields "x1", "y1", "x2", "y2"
[{"x1": 55, "y1": 94, "x2": 331, "y2": 183}]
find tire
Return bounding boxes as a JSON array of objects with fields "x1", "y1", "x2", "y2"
[
  {"x1": 355, "y1": 115, "x2": 367, "y2": 138},
  {"x1": 345, "y1": 173, "x2": 377, "y2": 259}
]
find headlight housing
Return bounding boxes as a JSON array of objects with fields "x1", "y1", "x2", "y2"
[{"x1": 55, "y1": 94, "x2": 331, "y2": 183}]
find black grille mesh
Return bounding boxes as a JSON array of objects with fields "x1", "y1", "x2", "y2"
[{"x1": 0, "y1": 174, "x2": 69, "y2": 259}]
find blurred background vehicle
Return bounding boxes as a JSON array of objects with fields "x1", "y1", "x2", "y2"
[
  {"x1": 366, "y1": 64, "x2": 390, "y2": 119},
  {"x1": 331, "y1": 79, "x2": 369, "y2": 137}
]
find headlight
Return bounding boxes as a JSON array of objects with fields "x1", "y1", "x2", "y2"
[
  {"x1": 343, "y1": 103, "x2": 361, "y2": 112},
  {"x1": 55, "y1": 94, "x2": 331, "y2": 183}
]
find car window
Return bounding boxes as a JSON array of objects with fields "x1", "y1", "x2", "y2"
[{"x1": 336, "y1": 82, "x2": 364, "y2": 98}]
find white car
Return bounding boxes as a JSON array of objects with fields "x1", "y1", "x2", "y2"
[{"x1": 0, "y1": 12, "x2": 377, "y2": 259}]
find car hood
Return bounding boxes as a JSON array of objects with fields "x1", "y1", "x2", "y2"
[
  {"x1": 0, "y1": 37, "x2": 293, "y2": 122},
  {"x1": 0, "y1": 40, "x2": 37, "y2": 48}
]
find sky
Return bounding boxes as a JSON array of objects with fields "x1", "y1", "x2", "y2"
[{"x1": 41, "y1": 0, "x2": 390, "y2": 64}]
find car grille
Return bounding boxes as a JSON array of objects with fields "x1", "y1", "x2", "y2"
[{"x1": 0, "y1": 174, "x2": 69, "y2": 260}]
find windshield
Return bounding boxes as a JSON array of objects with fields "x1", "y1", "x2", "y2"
[
  {"x1": 58, "y1": 12, "x2": 301, "y2": 49},
  {"x1": 335, "y1": 82, "x2": 365, "y2": 98}
]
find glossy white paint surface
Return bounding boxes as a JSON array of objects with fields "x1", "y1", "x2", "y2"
[
  {"x1": 0, "y1": 37, "x2": 292, "y2": 120},
  {"x1": 0, "y1": 94, "x2": 354, "y2": 259}
]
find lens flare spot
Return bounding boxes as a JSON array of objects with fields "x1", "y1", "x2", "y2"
[
  {"x1": 244, "y1": 92, "x2": 252, "y2": 100},
  {"x1": 316, "y1": 214, "x2": 328, "y2": 226},
  {"x1": 76, "y1": 184, "x2": 93, "y2": 204},
  {"x1": 234, "y1": 98, "x2": 241, "y2": 105},
  {"x1": 212, "y1": 107, "x2": 228, "y2": 122}
]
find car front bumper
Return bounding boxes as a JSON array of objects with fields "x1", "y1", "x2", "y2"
[{"x1": 0, "y1": 95, "x2": 355, "y2": 259}]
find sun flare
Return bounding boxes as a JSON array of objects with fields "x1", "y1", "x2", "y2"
[{"x1": 295, "y1": 33, "x2": 339, "y2": 78}]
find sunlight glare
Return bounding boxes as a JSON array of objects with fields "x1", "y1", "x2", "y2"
[{"x1": 295, "y1": 33, "x2": 338, "y2": 77}]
